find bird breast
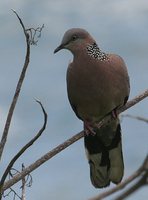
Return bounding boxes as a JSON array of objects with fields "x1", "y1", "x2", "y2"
[{"x1": 66, "y1": 54, "x2": 129, "y2": 122}]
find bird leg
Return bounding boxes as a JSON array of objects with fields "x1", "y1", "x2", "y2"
[{"x1": 84, "y1": 120, "x2": 96, "y2": 136}]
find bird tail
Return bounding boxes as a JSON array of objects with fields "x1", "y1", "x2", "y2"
[{"x1": 84, "y1": 120, "x2": 124, "y2": 188}]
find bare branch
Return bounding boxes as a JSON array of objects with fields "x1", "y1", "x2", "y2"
[
  {"x1": 122, "y1": 114, "x2": 148, "y2": 123},
  {"x1": 1, "y1": 89, "x2": 148, "y2": 193},
  {"x1": 0, "y1": 100, "x2": 47, "y2": 197},
  {"x1": 26, "y1": 24, "x2": 44, "y2": 45},
  {"x1": 1, "y1": 130, "x2": 83, "y2": 193},
  {"x1": 21, "y1": 164, "x2": 26, "y2": 200},
  {"x1": 114, "y1": 171, "x2": 148, "y2": 200},
  {"x1": 0, "y1": 10, "x2": 30, "y2": 161},
  {"x1": 3, "y1": 187, "x2": 21, "y2": 200},
  {"x1": 11, "y1": 9, "x2": 29, "y2": 39},
  {"x1": 2, "y1": 166, "x2": 32, "y2": 200},
  {"x1": 0, "y1": 10, "x2": 44, "y2": 162}
]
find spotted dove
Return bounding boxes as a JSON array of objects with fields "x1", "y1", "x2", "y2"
[{"x1": 54, "y1": 28, "x2": 130, "y2": 188}]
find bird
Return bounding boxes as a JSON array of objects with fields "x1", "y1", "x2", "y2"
[{"x1": 54, "y1": 28, "x2": 130, "y2": 188}]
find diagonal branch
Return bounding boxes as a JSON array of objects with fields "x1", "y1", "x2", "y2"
[
  {"x1": 0, "y1": 100, "x2": 47, "y2": 198},
  {"x1": 114, "y1": 170, "x2": 148, "y2": 200},
  {"x1": 122, "y1": 114, "x2": 148, "y2": 123},
  {"x1": 0, "y1": 10, "x2": 30, "y2": 161},
  {"x1": 1, "y1": 89, "x2": 148, "y2": 193}
]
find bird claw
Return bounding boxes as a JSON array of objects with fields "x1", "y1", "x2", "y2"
[
  {"x1": 111, "y1": 109, "x2": 118, "y2": 119},
  {"x1": 84, "y1": 121, "x2": 96, "y2": 136}
]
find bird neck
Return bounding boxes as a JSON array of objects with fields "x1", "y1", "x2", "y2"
[{"x1": 86, "y1": 42, "x2": 109, "y2": 61}]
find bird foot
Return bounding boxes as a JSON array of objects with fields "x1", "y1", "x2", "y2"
[
  {"x1": 84, "y1": 121, "x2": 96, "y2": 136},
  {"x1": 111, "y1": 109, "x2": 118, "y2": 119}
]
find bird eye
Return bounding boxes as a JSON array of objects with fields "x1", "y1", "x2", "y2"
[{"x1": 72, "y1": 35, "x2": 78, "y2": 41}]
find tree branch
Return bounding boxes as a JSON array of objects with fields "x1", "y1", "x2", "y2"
[
  {"x1": 21, "y1": 164, "x2": 26, "y2": 200},
  {"x1": 0, "y1": 10, "x2": 30, "y2": 161},
  {"x1": 122, "y1": 114, "x2": 148, "y2": 123},
  {"x1": 0, "y1": 100, "x2": 47, "y2": 198},
  {"x1": 89, "y1": 155, "x2": 148, "y2": 200},
  {"x1": 0, "y1": 10, "x2": 44, "y2": 162},
  {"x1": 1, "y1": 89, "x2": 148, "y2": 193},
  {"x1": 114, "y1": 171, "x2": 148, "y2": 200}
]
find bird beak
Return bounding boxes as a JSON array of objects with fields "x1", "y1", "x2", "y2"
[{"x1": 54, "y1": 44, "x2": 64, "y2": 53}]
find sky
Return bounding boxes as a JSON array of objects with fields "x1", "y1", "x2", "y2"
[{"x1": 0, "y1": 0, "x2": 148, "y2": 199}]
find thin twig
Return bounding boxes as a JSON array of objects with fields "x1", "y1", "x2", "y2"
[
  {"x1": 114, "y1": 171, "x2": 148, "y2": 200},
  {"x1": 2, "y1": 167, "x2": 33, "y2": 199},
  {"x1": 0, "y1": 10, "x2": 44, "y2": 162},
  {"x1": 0, "y1": 10, "x2": 30, "y2": 161},
  {"x1": 3, "y1": 187, "x2": 21, "y2": 199},
  {"x1": 21, "y1": 164, "x2": 26, "y2": 200},
  {"x1": 1, "y1": 89, "x2": 148, "y2": 193},
  {"x1": 26, "y1": 24, "x2": 44, "y2": 45},
  {"x1": 0, "y1": 100, "x2": 47, "y2": 198},
  {"x1": 122, "y1": 114, "x2": 148, "y2": 123}
]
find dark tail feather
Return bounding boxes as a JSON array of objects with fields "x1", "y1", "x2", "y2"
[{"x1": 84, "y1": 122, "x2": 124, "y2": 188}]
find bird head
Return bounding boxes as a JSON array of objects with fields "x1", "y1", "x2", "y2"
[{"x1": 54, "y1": 28, "x2": 95, "y2": 54}]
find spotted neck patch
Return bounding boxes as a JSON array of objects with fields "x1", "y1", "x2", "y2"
[{"x1": 86, "y1": 43, "x2": 109, "y2": 61}]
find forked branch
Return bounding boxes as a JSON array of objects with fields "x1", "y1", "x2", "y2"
[
  {"x1": 0, "y1": 100, "x2": 47, "y2": 199},
  {"x1": 0, "y1": 10, "x2": 44, "y2": 162},
  {"x1": 0, "y1": 10, "x2": 30, "y2": 161}
]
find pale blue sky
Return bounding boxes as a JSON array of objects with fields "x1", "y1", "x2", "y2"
[{"x1": 0, "y1": 0, "x2": 148, "y2": 199}]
